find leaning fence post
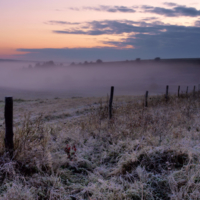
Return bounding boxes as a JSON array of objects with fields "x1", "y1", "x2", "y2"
[
  {"x1": 145, "y1": 91, "x2": 148, "y2": 107},
  {"x1": 193, "y1": 86, "x2": 196, "y2": 97},
  {"x1": 4, "y1": 97, "x2": 14, "y2": 156},
  {"x1": 109, "y1": 86, "x2": 114, "y2": 119},
  {"x1": 165, "y1": 85, "x2": 169, "y2": 102},
  {"x1": 178, "y1": 86, "x2": 180, "y2": 98}
]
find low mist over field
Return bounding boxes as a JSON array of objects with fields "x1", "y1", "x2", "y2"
[{"x1": 0, "y1": 59, "x2": 200, "y2": 99}]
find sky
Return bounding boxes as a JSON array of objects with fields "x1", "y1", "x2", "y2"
[{"x1": 1, "y1": 0, "x2": 200, "y2": 62}]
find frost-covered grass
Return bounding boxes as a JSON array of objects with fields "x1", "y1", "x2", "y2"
[{"x1": 0, "y1": 92, "x2": 200, "y2": 199}]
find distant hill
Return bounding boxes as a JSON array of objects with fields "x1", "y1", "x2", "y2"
[
  {"x1": 102, "y1": 58, "x2": 200, "y2": 65},
  {"x1": 0, "y1": 59, "x2": 22, "y2": 62},
  {"x1": 70, "y1": 58, "x2": 200, "y2": 67}
]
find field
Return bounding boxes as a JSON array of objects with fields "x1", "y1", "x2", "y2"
[{"x1": 0, "y1": 91, "x2": 200, "y2": 200}]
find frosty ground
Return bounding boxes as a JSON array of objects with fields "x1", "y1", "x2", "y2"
[{"x1": 0, "y1": 93, "x2": 200, "y2": 200}]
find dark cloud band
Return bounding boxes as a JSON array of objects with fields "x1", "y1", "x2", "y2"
[
  {"x1": 52, "y1": 20, "x2": 200, "y2": 36},
  {"x1": 68, "y1": 4, "x2": 200, "y2": 17},
  {"x1": 70, "y1": 5, "x2": 136, "y2": 13},
  {"x1": 143, "y1": 5, "x2": 200, "y2": 17},
  {"x1": 46, "y1": 21, "x2": 80, "y2": 25},
  {"x1": 51, "y1": 19, "x2": 200, "y2": 54}
]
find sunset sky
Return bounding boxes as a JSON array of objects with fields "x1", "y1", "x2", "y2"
[{"x1": 1, "y1": 0, "x2": 200, "y2": 62}]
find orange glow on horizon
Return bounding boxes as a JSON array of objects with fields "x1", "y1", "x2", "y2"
[
  {"x1": 0, "y1": 48, "x2": 27, "y2": 57},
  {"x1": 1, "y1": 0, "x2": 200, "y2": 59},
  {"x1": 0, "y1": 29, "x2": 128, "y2": 57}
]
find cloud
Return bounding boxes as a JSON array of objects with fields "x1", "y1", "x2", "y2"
[
  {"x1": 16, "y1": 32, "x2": 200, "y2": 62},
  {"x1": 104, "y1": 26, "x2": 200, "y2": 50},
  {"x1": 66, "y1": 4, "x2": 200, "y2": 17},
  {"x1": 17, "y1": 19, "x2": 200, "y2": 61},
  {"x1": 52, "y1": 20, "x2": 200, "y2": 38},
  {"x1": 143, "y1": 5, "x2": 200, "y2": 17},
  {"x1": 53, "y1": 30, "x2": 108, "y2": 35},
  {"x1": 163, "y1": 2, "x2": 178, "y2": 7},
  {"x1": 51, "y1": 19, "x2": 200, "y2": 54},
  {"x1": 68, "y1": 7, "x2": 80, "y2": 11},
  {"x1": 141, "y1": 17, "x2": 159, "y2": 21},
  {"x1": 46, "y1": 21, "x2": 80, "y2": 25},
  {"x1": 53, "y1": 20, "x2": 163, "y2": 36},
  {"x1": 142, "y1": 5, "x2": 154, "y2": 9},
  {"x1": 16, "y1": 47, "x2": 139, "y2": 62},
  {"x1": 195, "y1": 20, "x2": 200, "y2": 26},
  {"x1": 69, "y1": 5, "x2": 136, "y2": 13}
]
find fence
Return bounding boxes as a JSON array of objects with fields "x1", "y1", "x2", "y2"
[
  {"x1": 145, "y1": 84, "x2": 200, "y2": 107},
  {"x1": 3, "y1": 84, "x2": 200, "y2": 156}
]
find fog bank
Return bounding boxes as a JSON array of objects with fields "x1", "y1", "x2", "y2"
[{"x1": 0, "y1": 60, "x2": 199, "y2": 100}]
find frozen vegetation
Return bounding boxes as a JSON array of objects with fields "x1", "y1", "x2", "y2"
[{"x1": 0, "y1": 91, "x2": 200, "y2": 199}]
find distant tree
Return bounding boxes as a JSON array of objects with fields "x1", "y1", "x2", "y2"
[
  {"x1": 136, "y1": 58, "x2": 141, "y2": 61},
  {"x1": 154, "y1": 57, "x2": 161, "y2": 61},
  {"x1": 96, "y1": 59, "x2": 103, "y2": 64},
  {"x1": 126, "y1": 60, "x2": 129, "y2": 62},
  {"x1": 41, "y1": 61, "x2": 55, "y2": 67},
  {"x1": 84, "y1": 61, "x2": 88, "y2": 65},
  {"x1": 34, "y1": 61, "x2": 57, "y2": 68},
  {"x1": 70, "y1": 62, "x2": 75, "y2": 66},
  {"x1": 35, "y1": 62, "x2": 41, "y2": 67},
  {"x1": 46, "y1": 61, "x2": 55, "y2": 66}
]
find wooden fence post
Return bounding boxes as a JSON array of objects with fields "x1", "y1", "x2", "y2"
[
  {"x1": 109, "y1": 86, "x2": 114, "y2": 119},
  {"x1": 4, "y1": 97, "x2": 14, "y2": 155},
  {"x1": 165, "y1": 85, "x2": 169, "y2": 102},
  {"x1": 178, "y1": 86, "x2": 180, "y2": 98},
  {"x1": 186, "y1": 86, "x2": 188, "y2": 96},
  {"x1": 198, "y1": 84, "x2": 200, "y2": 97},
  {"x1": 145, "y1": 91, "x2": 148, "y2": 107},
  {"x1": 193, "y1": 86, "x2": 196, "y2": 97}
]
